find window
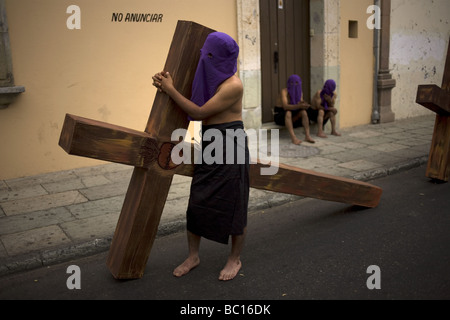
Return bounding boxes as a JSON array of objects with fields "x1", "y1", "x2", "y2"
[
  {"x1": 0, "y1": 0, "x2": 14, "y2": 87},
  {"x1": 349, "y1": 20, "x2": 358, "y2": 39}
]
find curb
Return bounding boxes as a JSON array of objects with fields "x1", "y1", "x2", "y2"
[{"x1": 0, "y1": 156, "x2": 429, "y2": 277}]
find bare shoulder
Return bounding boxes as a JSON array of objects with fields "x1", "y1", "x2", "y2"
[
  {"x1": 311, "y1": 90, "x2": 321, "y2": 101},
  {"x1": 218, "y1": 75, "x2": 243, "y2": 96},
  {"x1": 225, "y1": 75, "x2": 243, "y2": 91}
]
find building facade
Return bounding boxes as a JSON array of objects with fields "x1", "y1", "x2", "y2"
[{"x1": 1, "y1": 0, "x2": 449, "y2": 179}]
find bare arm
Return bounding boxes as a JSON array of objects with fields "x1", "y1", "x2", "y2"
[
  {"x1": 323, "y1": 93, "x2": 337, "y2": 109},
  {"x1": 281, "y1": 88, "x2": 310, "y2": 111},
  {"x1": 152, "y1": 72, "x2": 242, "y2": 121}
]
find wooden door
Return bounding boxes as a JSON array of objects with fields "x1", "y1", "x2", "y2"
[{"x1": 260, "y1": 0, "x2": 311, "y2": 123}]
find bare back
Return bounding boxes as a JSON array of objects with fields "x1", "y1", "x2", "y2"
[{"x1": 202, "y1": 75, "x2": 244, "y2": 126}]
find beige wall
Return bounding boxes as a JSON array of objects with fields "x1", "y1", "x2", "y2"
[
  {"x1": 339, "y1": 0, "x2": 374, "y2": 128},
  {"x1": 1, "y1": 0, "x2": 237, "y2": 179}
]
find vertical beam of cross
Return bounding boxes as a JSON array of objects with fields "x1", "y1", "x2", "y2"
[{"x1": 416, "y1": 37, "x2": 450, "y2": 182}]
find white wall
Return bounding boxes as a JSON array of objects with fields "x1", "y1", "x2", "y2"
[{"x1": 390, "y1": 0, "x2": 450, "y2": 119}]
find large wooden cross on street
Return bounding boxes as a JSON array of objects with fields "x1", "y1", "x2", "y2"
[
  {"x1": 59, "y1": 21, "x2": 382, "y2": 280},
  {"x1": 416, "y1": 37, "x2": 450, "y2": 182}
]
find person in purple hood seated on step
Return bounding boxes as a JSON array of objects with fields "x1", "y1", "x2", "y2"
[
  {"x1": 274, "y1": 74, "x2": 316, "y2": 145},
  {"x1": 152, "y1": 32, "x2": 249, "y2": 282},
  {"x1": 311, "y1": 79, "x2": 341, "y2": 138}
]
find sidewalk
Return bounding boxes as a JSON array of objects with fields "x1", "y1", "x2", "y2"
[{"x1": 0, "y1": 115, "x2": 435, "y2": 276}]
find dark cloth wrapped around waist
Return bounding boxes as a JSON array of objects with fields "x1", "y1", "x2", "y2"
[{"x1": 187, "y1": 121, "x2": 250, "y2": 244}]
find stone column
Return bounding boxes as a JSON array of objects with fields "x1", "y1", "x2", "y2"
[
  {"x1": 377, "y1": 0, "x2": 396, "y2": 123},
  {"x1": 237, "y1": 0, "x2": 262, "y2": 129},
  {"x1": 310, "y1": 0, "x2": 341, "y2": 127}
]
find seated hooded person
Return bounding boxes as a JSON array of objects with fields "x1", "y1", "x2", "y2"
[
  {"x1": 311, "y1": 79, "x2": 341, "y2": 138},
  {"x1": 274, "y1": 75, "x2": 315, "y2": 145}
]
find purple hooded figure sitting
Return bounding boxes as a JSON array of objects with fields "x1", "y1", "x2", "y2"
[
  {"x1": 274, "y1": 74, "x2": 316, "y2": 145},
  {"x1": 311, "y1": 79, "x2": 341, "y2": 138},
  {"x1": 152, "y1": 32, "x2": 249, "y2": 282}
]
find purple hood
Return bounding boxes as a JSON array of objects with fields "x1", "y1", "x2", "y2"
[
  {"x1": 320, "y1": 79, "x2": 336, "y2": 110},
  {"x1": 190, "y1": 32, "x2": 239, "y2": 108},
  {"x1": 287, "y1": 74, "x2": 302, "y2": 105}
]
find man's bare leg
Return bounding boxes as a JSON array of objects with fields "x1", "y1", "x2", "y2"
[
  {"x1": 329, "y1": 111, "x2": 341, "y2": 136},
  {"x1": 285, "y1": 111, "x2": 302, "y2": 145},
  {"x1": 317, "y1": 109, "x2": 328, "y2": 138},
  {"x1": 173, "y1": 231, "x2": 201, "y2": 277},
  {"x1": 219, "y1": 228, "x2": 247, "y2": 281},
  {"x1": 300, "y1": 110, "x2": 315, "y2": 143}
]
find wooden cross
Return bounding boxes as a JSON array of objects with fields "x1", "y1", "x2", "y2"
[
  {"x1": 59, "y1": 21, "x2": 382, "y2": 280},
  {"x1": 416, "y1": 37, "x2": 450, "y2": 182}
]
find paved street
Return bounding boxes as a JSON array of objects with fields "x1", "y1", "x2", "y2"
[
  {"x1": 0, "y1": 116, "x2": 435, "y2": 277},
  {"x1": 1, "y1": 165, "x2": 449, "y2": 303}
]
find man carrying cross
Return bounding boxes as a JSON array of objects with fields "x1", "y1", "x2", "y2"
[
  {"x1": 60, "y1": 21, "x2": 381, "y2": 280},
  {"x1": 152, "y1": 31, "x2": 249, "y2": 281}
]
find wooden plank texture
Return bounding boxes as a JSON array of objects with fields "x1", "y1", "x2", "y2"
[
  {"x1": 59, "y1": 114, "x2": 157, "y2": 168},
  {"x1": 250, "y1": 162, "x2": 382, "y2": 208},
  {"x1": 416, "y1": 84, "x2": 450, "y2": 116},
  {"x1": 60, "y1": 118, "x2": 383, "y2": 209},
  {"x1": 416, "y1": 37, "x2": 450, "y2": 182},
  {"x1": 426, "y1": 115, "x2": 450, "y2": 181},
  {"x1": 176, "y1": 156, "x2": 383, "y2": 208}
]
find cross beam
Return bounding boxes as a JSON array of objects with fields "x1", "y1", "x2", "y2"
[
  {"x1": 59, "y1": 21, "x2": 382, "y2": 280},
  {"x1": 60, "y1": 114, "x2": 382, "y2": 208},
  {"x1": 416, "y1": 37, "x2": 450, "y2": 182}
]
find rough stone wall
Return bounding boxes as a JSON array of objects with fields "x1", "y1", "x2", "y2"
[{"x1": 390, "y1": 0, "x2": 450, "y2": 119}]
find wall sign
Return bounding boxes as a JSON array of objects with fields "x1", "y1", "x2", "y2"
[{"x1": 111, "y1": 13, "x2": 164, "y2": 23}]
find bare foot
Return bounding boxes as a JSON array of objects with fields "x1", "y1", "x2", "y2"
[
  {"x1": 331, "y1": 131, "x2": 341, "y2": 137},
  {"x1": 219, "y1": 258, "x2": 242, "y2": 281},
  {"x1": 305, "y1": 136, "x2": 316, "y2": 144},
  {"x1": 173, "y1": 256, "x2": 200, "y2": 277},
  {"x1": 317, "y1": 132, "x2": 328, "y2": 138},
  {"x1": 291, "y1": 138, "x2": 302, "y2": 145}
]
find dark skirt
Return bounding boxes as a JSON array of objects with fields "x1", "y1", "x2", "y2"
[
  {"x1": 274, "y1": 106, "x2": 329, "y2": 128},
  {"x1": 186, "y1": 121, "x2": 250, "y2": 245}
]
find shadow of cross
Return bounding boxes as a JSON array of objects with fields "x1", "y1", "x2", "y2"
[
  {"x1": 416, "y1": 37, "x2": 450, "y2": 182},
  {"x1": 59, "y1": 21, "x2": 382, "y2": 280}
]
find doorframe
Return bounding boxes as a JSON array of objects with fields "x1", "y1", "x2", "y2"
[
  {"x1": 238, "y1": 0, "x2": 338, "y2": 128},
  {"x1": 259, "y1": 0, "x2": 311, "y2": 124},
  {"x1": 237, "y1": 0, "x2": 263, "y2": 129}
]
